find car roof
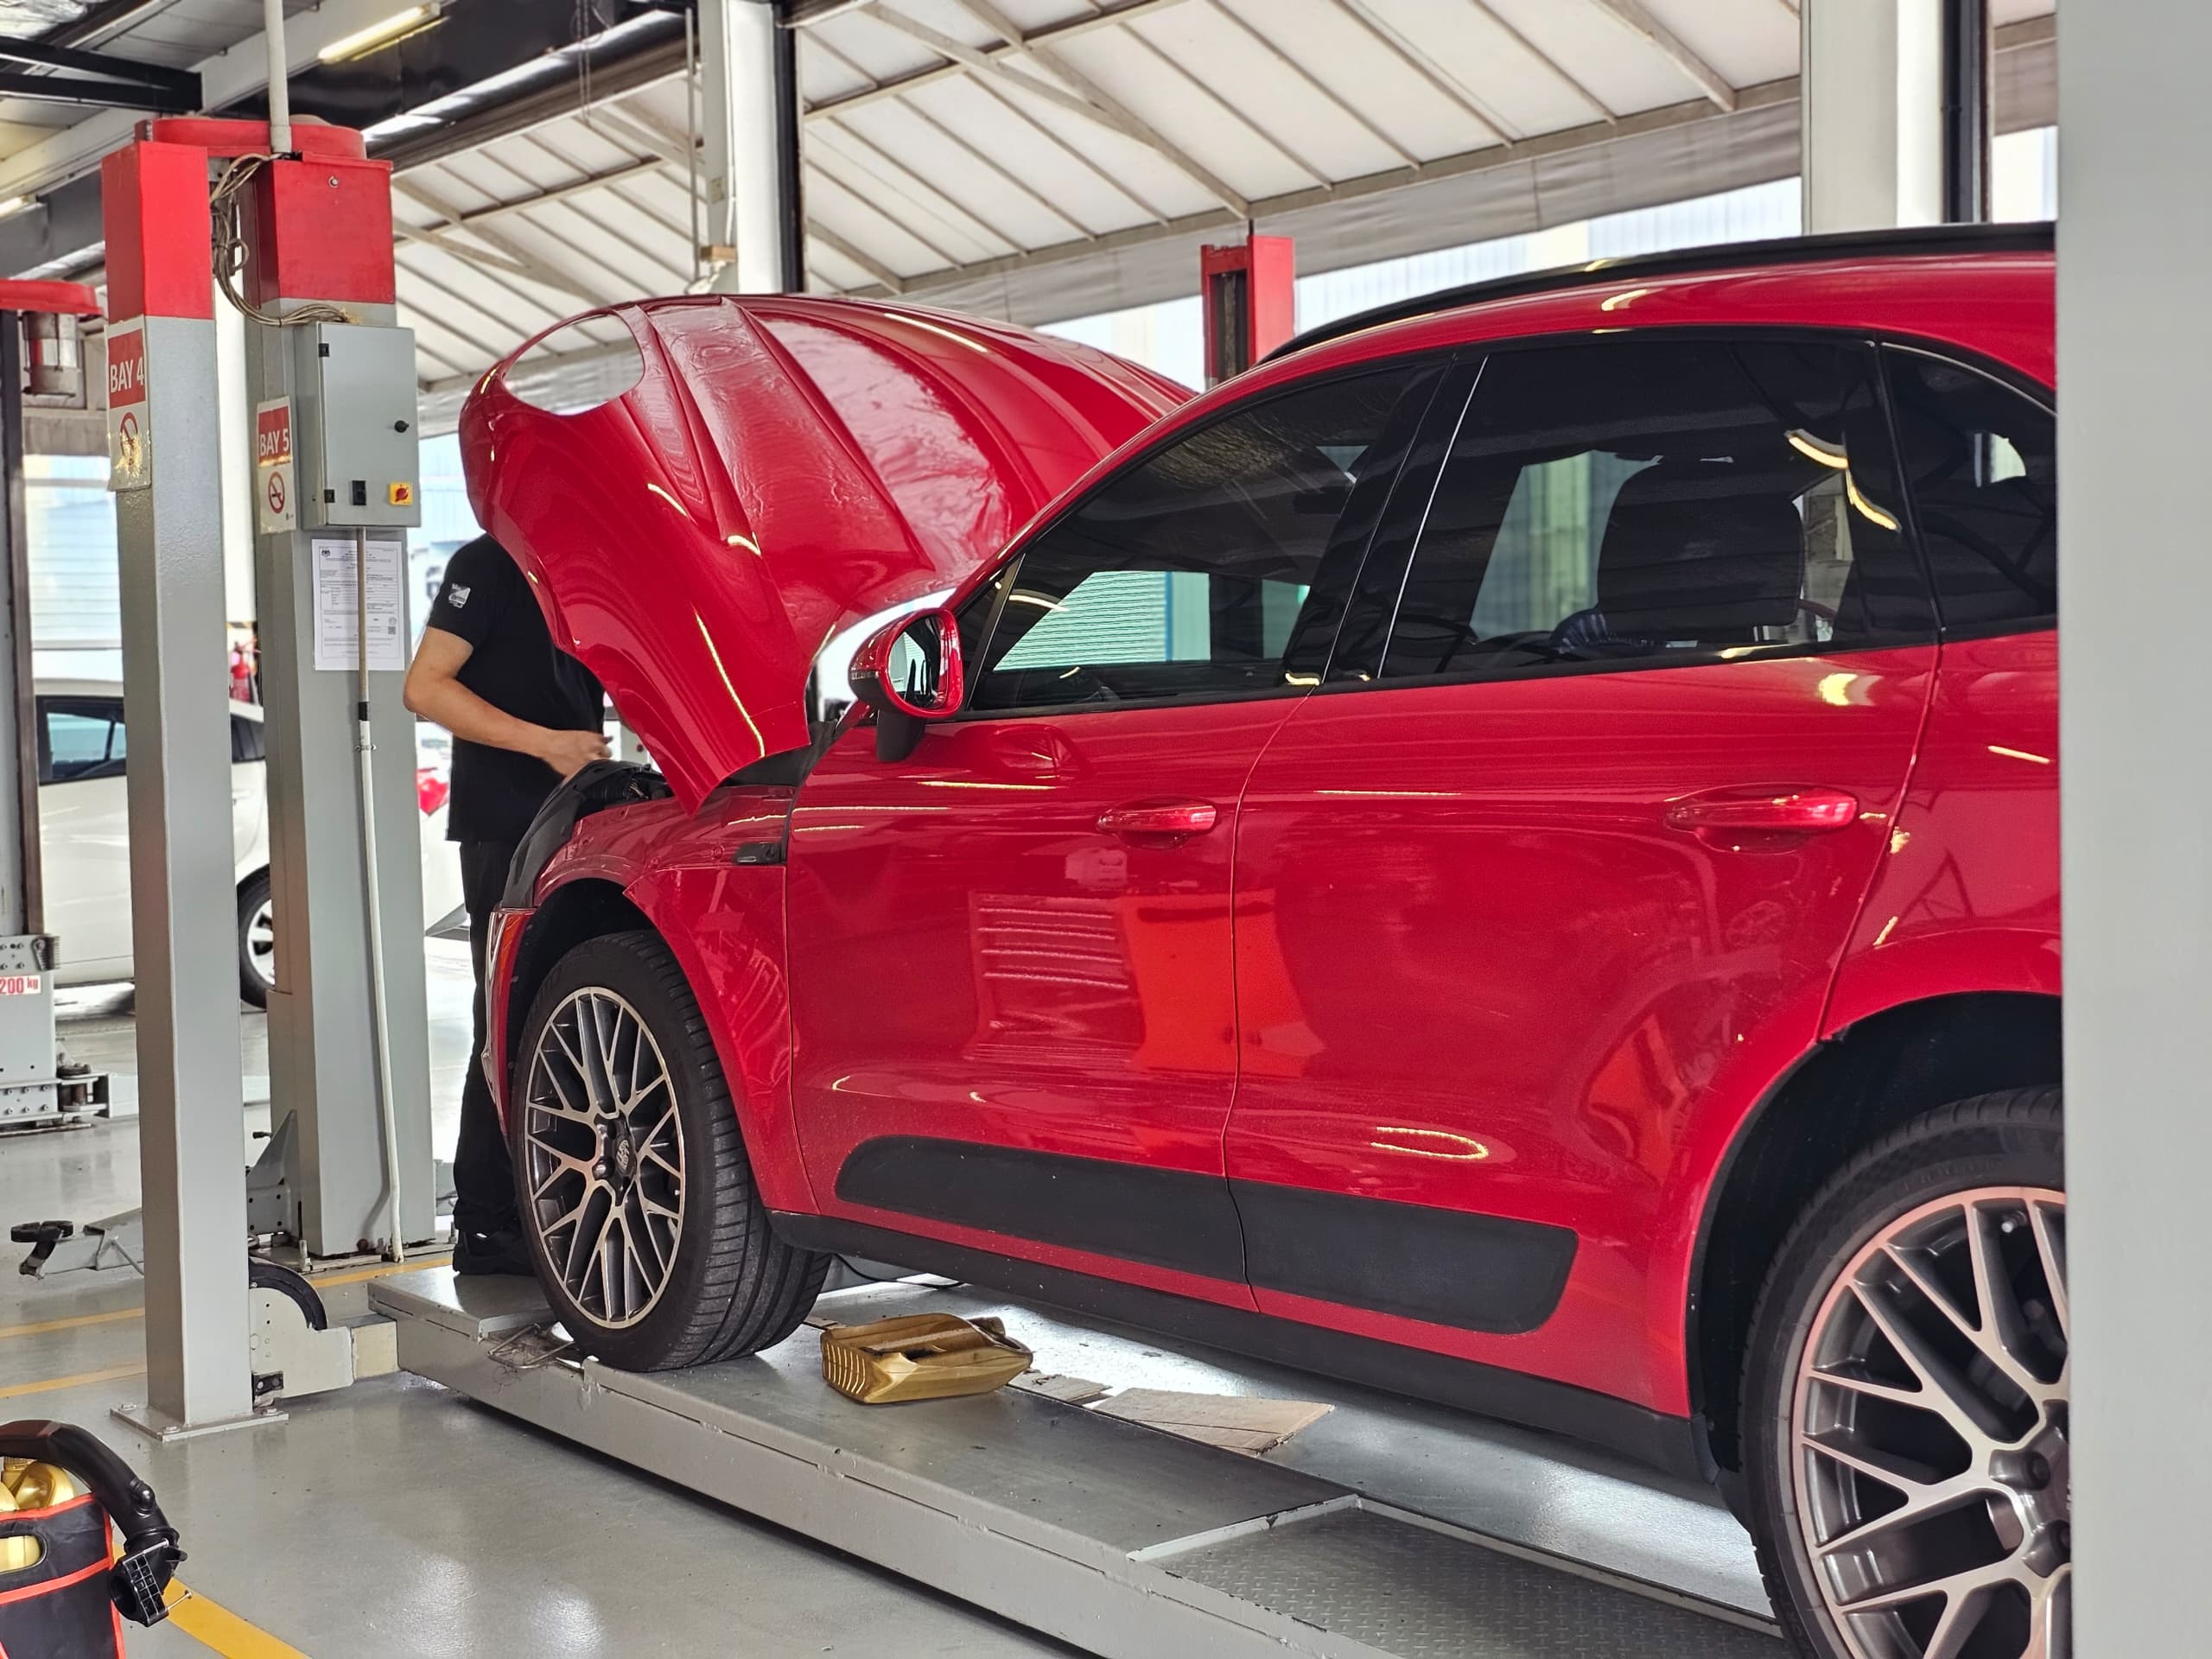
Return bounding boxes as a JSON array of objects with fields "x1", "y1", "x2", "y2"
[
  {"x1": 35, "y1": 677, "x2": 264, "y2": 720},
  {"x1": 1270, "y1": 221, "x2": 2054, "y2": 360},
  {"x1": 1228, "y1": 224, "x2": 2054, "y2": 410}
]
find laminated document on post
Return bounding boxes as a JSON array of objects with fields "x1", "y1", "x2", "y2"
[{"x1": 312, "y1": 536, "x2": 407, "y2": 671}]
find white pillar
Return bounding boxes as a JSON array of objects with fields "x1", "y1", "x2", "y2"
[
  {"x1": 214, "y1": 283, "x2": 255, "y2": 627},
  {"x1": 2060, "y1": 2, "x2": 2212, "y2": 1649},
  {"x1": 1801, "y1": 0, "x2": 1948, "y2": 232},
  {"x1": 700, "y1": 0, "x2": 798, "y2": 294}
]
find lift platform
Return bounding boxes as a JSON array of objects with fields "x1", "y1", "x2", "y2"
[{"x1": 374, "y1": 1268, "x2": 1784, "y2": 1659}]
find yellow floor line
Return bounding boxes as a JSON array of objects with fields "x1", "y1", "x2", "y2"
[
  {"x1": 0, "y1": 1307, "x2": 144, "y2": 1342},
  {"x1": 0, "y1": 1362, "x2": 143, "y2": 1400},
  {"x1": 0, "y1": 1253, "x2": 454, "y2": 1342},
  {"x1": 305, "y1": 1253, "x2": 451, "y2": 1289},
  {"x1": 166, "y1": 1581, "x2": 313, "y2": 1659}
]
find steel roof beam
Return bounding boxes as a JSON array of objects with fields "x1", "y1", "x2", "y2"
[
  {"x1": 806, "y1": 220, "x2": 909, "y2": 293},
  {"x1": 849, "y1": 74, "x2": 1800, "y2": 304},
  {"x1": 1205, "y1": 0, "x2": 1420, "y2": 169},
  {"x1": 1325, "y1": 0, "x2": 1518, "y2": 143},
  {"x1": 815, "y1": 115, "x2": 1026, "y2": 256},
  {"x1": 393, "y1": 176, "x2": 643, "y2": 309},
  {"x1": 868, "y1": 1, "x2": 1252, "y2": 216},
  {"x1": 1106, "y1": 14, "x2": 1334, "y2": 188},
  {"x1": 391, "y1": 219, "x2": 601, "y2": 308},
  {"x1": 1583, "y1": 0, "x2": 1738, "y2": 113},
  {"x1": 960, "y1": 67, "x2": 1174, "y2": 225},
  {"x1": 468, "y1": 143, "x2": 694, "y2": 292}
]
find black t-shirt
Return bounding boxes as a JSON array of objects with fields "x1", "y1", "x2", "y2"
[{"x1": 423, "y1": 535, "x2": 604, "y2": 845}]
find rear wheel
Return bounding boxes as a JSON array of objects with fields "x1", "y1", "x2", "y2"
[
  {"x1": 511, "y1": 929, "x2": 827, "y2": 1370},
  {"x1": 1744, "y1": 1090, "x2": 2068, "y2": 1659},
  {"x1": 237, "y1": 871, "x2": 275, "y2": 1007}
]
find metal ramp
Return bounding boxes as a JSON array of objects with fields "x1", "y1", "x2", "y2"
[{"x1": 372, "y1": 1269, "x2": 1784, "y2": 1659}]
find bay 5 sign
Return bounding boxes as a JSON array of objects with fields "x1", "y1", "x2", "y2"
[
  {"x1": 105, "y1": 319, "x2": 148, "y2": 493},
  {"x1": 256, "y1": 396, "x2": 296, "y2": 533}
]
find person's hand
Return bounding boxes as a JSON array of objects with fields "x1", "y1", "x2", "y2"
[{"x1": 537, "y1": 728, "x2": 612, "y2": 780}]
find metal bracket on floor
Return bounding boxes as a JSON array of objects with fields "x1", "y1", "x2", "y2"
[
  {"x1": 248, "y1": 1258, "x2": 397, "y2": 1406},
  {"x1": 12, "y1": 1208, "x2": 142, "y2": 1276}
]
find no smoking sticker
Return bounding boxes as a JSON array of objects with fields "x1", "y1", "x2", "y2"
[
  {"x1": 256, "y1": 396, "x2": 296, "y2": 533},
  {"x1": 105, "y1": 320, "x2": 148, "y2": 493}
]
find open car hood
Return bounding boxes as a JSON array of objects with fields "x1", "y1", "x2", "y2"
[{"x1": 461, "y1": 296, "x2": 1188, "y2": 810}]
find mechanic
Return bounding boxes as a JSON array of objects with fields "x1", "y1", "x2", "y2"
[{"x1": 404, "y1": 533, "x2": 610, "y2": 1275}]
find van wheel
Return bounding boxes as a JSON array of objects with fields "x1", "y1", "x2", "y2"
[
  {"x1": 237, "y1": 871, "x2": 275, "y2": 1007},
  {"x1": 1744, "y1": 1090, "x2": 2067, "y2": 1659},
  {"x1": 511, "y1": 929, "x2": 827, "y2": 1370}
]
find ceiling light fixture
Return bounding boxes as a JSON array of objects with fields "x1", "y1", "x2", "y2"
[{"x1": 319, "y1": 5, "x2": 437, "y2": 64}]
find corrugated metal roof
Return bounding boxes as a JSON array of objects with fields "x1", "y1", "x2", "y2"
[
  {"x1": 0, "y1": 0, "x2": 2061, "y2": 402},
  {"x1": 0, "y1": 1, "x2": 315, "y2": 155}
]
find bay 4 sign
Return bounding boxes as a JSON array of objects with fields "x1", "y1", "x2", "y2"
[
  {"x1": 256, "y1": 396, "x2": 296, "y2": 533},
  {"x1": 105, "y1": 319, "x2": 148, "y2": 493}
]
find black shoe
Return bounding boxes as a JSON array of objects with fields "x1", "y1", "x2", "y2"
[{"x1": 452, "y1": 1227, "x2": 536, "y2": 1277}]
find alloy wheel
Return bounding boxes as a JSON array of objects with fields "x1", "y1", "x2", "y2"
[
  {"x1": 521, "y1": 987, "x2": 685, "y2": 1328},
  {"x1": 246, "y1": 898, "x2": 276, "y2": 990},
  {"x1": 1792, "y1": 1187, "x2": 2069, "y2": 1659}
]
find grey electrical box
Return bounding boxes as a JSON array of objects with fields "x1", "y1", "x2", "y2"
[{"x1": 295, "y1": 321, "x2": 422, "y2": 530}]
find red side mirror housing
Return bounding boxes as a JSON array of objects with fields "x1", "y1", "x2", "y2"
[{"x1": 849, "y1": 606, "x2": 963, "y2": 761}]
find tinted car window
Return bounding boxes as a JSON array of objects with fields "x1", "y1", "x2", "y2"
[
  {"x1": 970, "y1": 366, "x2": 1427, "y2": 711},
  {"x1": 1377, "y1": 338, "x2": 1929, "y2": 682},
  {"x1": 1883, "y1": 347, "x2": 2056, "y2": 630},
  {"x1": 41, "y1": 700, "x2": 124, "y2": 783}
]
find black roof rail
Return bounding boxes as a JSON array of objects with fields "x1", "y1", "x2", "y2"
[{"x1": 1266, "y1": 220, "x2": 2054, "y2": 363}]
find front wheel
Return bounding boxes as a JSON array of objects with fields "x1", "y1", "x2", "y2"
[
  {"x1": 237, "y1": 871, "x2": 275, "y2": 1007},
  {"x1": 1744, "y1": 1090, "x2": 2068, "y2": 1659},
  {"x1": 511, "y1": 929, "x2": 827, "y2": 1370}
]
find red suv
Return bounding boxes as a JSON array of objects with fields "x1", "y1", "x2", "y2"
[{"x1": 466, "y1": 225, "x2": 2062, "y2": 1659}]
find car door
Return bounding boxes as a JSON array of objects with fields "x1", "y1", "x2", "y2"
[
  {"x1": 37, "y1": 696, "x2": 134, "y2": 978},
  {"x1": 229, "y1": 706, "x2": 267, "y2": 872},
  {"x1": 786, "y1": 361, "x2": 1441, "y2": 1302},
  {"x1": 1223, "y1": 335, "x2": 1941, "y2": 1405}
]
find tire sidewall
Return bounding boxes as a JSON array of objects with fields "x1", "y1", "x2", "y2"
[
  {"x1": 510, "y1": 932, "x2": 737, "y2": 1370},
  {"x1": 1743, "y1": 1107, "x2": 2064, "y2": 1659},
  {"x1": 237, "y1": 871, "x2": 273, "y2": 1007}
]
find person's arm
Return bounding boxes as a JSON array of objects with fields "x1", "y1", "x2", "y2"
[{"x1": 404, "y1": 627, "x2": 609, "y2": 779}]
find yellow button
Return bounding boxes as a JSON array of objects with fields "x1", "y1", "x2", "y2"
[{"x1": 389, "y1": 482, "x2": 415, "y2": 505}]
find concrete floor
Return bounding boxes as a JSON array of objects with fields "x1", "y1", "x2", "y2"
[
  {"x1": 8, "y1": 946, "x2": 1764, "y2": 1658},
  {"x1": 11, "y1": 949, "x2": 1072, "y2": 1658}
]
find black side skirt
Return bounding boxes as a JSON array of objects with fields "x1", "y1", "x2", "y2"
[{"x1": 771, "y1": 1210, "x2": 1709, "y2": 1484}]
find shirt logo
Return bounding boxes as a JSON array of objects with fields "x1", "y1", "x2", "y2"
[{"x1": 448, "y1": 584, "x2": 471, "y2": 609}]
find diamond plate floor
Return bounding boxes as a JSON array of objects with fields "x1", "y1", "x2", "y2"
[{"x1": 1160, "y1": 1505, "x2": 1784, "y2": 1658}]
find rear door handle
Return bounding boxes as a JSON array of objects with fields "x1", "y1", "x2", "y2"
[
  {"x1": 1097, "y1": 798, "x2": 1219, "y2": 842},
  {"x1": 1665, "y1": 786, "x2": 1859, "y2": 840}
]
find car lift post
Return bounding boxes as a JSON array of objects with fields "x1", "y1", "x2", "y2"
[
  {"x1": 98, "y1": 117, "x2": 427, "y2": 1434},
  {"x1": 220, "y1": 119, "x2": 435, "y2": 1262},
  {"x1": 99, "y1": 135, "x2": 265, "y2": 1439}
]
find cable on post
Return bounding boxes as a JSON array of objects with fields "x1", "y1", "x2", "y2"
[{"x1": 208, "y1": 155, "x2": 355, "y2": 329}]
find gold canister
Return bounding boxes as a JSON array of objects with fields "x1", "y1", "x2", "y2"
[{"x1": 820, "y1": 1313, "x2": 1033, "y2": 1405}]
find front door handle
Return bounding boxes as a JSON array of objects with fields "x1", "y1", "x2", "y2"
[
  {"x1": 1665, "y1": 786, "x2": 1860, "y2": 841},
  {"x1": 1097, "y1": 798, "x2": 1218, "y2": 842}
]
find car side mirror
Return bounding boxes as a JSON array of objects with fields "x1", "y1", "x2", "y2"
[{"x1": 849, "y1": 605, "x2": 963, "y2": 762}]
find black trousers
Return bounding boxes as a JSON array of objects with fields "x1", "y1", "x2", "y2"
[{"x1": 454, "y1": 839, "x2": 520, "y2": 1236}]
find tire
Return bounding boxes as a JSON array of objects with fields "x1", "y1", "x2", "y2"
[
  {"x1": 1743, "y1": 1090, "x2": 2068, "y2": 1659},
  {"x1": 237, "y1": 870, "x2": 275, "y2": 1008},
  {"x1": 509, "y1": 929, "x2": 828, "y2": 1370}
]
